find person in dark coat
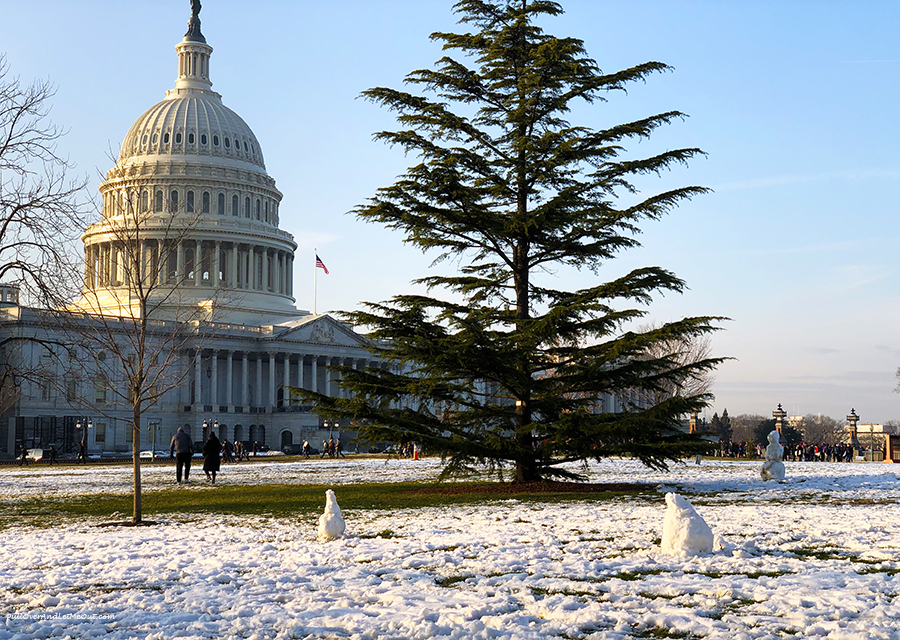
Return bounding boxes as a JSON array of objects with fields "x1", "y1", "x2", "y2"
[
  {"x1": 170, "y1": 427, "x2": 194, "y2": 484},
  {"x1": 203, "y1": 431, "x2": 221, "y2": 483}
]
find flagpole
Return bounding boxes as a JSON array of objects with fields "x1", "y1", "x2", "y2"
[{"x1": 313, "y1": 248, "x2": 318, "y2": 315}]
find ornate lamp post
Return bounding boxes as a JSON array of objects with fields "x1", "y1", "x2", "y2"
[
  {"x1": 773, "y1": 404, "x2": 786, "y2": 435},
  {"x1": 75, "y1": 418, "x2": 92, "y2": 463},
  {"x1": 846, "y1": 408, "x2": 859, "y2": 456},
  {"x1": 202, "y1": 418, "x2": 219, "y2": 442}
]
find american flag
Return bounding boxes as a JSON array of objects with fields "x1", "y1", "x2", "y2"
[{"x1": 315, "y1": 254, "x2": 329, "y2": 274}]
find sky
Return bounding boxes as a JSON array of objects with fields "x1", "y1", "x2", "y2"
[{"x1": 3, "y1": 0, "x2": 900, "y2": 424}]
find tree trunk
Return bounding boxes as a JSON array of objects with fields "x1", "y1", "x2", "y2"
[{"x1": 132, "y1": 406, "x2": 142, "y2": 524}]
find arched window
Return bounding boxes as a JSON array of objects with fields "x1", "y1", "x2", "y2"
[
  {"x1": 255, "y1": 199, "x2": 261, "y2": 220},
  {"x1": 217, "y1": 193, "x2": 225, "y2": 215},
  {"x1": 163, "y1": 132, "x2": 170, "y2": 144},
  {"x1": 232, "y1": 194, "x2": 238, "y2": 216},
  {"x1": 152, "y1": 132, "x2": 158, "y2": 144},
  {"x1": 201, "y1": 133, "x2": 207, "y2": 145},
  {"x1": 186, "y1": 191, "x2": 195, "y2": 213},
  {"x1": 169, "y1": 190, "x2": 179, "y2": 213},
  {"x1": 224, "y1": 137, "x2": 230, "y2": 148},
  {"x1": 176, "y1": 132, "x2": 183, "y2": 144},
  {"x1": 140, "y1": 190, "x2": 149, "y2": 212},
  {"x1": 213, "y1": 135, "x2": 219, "y2": 147},
  {"x1": 155, "y1": 190, "x2": 163, "y2": 212},
  {"x1": 202, "y1": 191, "x2": 210, "y2": 214},
  {"x1": 264, "y1": 201, "x2": 269, "y2": 223},
  {"x1": 188, "y1": 132, "x2": 195, "y2": 144},
  {"x1": 244, "y1": 197, "x2": 251, "y2": 218}
]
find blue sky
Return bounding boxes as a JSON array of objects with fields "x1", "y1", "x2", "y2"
[{"x1": 4, "y1": 1, "x2": 900, "y2": 424}]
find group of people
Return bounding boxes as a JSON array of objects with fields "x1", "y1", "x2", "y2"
[
  {"x1": 320, "y1": 437, "x2": 345, "y2": 458},
  {"x1": 16, "y1": 444, "x2": 59, "y2": 466},
  {"x1": 169, "y1": 428, "x2": 265, "y2": 484},
  {"x1": 719, "y1": 439, "x2": 858, "y2": 462},
  {"x1": 784, "y1": 442, "x2": 855, "y2": 463}
]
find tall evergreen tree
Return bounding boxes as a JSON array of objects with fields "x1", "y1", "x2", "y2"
[
  {"x1": 718, "y1": 408, "x2": 732, "y2": 442},
  {"x1": 301, "y1": 0, "x2": 725, "y2": 482}
]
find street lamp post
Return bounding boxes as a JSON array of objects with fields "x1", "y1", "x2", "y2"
[
  {"x1": 75, "y1": 418, "x2": 92, "y2": 463},
  {"x1": 846, "y1": 408, "x2": 859, "y2": 459},
  {"x1": 870, "y1": 424, "x2": 876, "y2": 462},
  {"x1": 773, "y1": 404, "x2": 786, "y2": 435},
  {"x1": 148, "y1": 421, "x2": 159, "y2": 461}
]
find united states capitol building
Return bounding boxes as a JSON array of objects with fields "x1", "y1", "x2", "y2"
[{"x1": 0, "y1": 6, "x2": 373, "y2": 458}]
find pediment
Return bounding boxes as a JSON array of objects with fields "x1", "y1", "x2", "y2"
[{"x1": 272, "y1": 314, "x2": 368, "y2": 347}]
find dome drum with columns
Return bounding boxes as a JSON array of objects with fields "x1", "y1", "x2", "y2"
[{"x1": 80, "y1": 8, "x2": 303, "y2": 326}]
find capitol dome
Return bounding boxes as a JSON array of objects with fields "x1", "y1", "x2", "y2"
[
  {"x1": 77, "y1": 5, "x2": 304, "y2": 326},
  {"x1": 118, "y1": 93, "x2": 267, "y2": 172}
]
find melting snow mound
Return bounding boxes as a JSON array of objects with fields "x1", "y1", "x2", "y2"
[
  {"x1": 661, "y1": 492, "x2": 714, "y2": 556},
  {"x1": 317, "y1": 489, "x2": 346, "y2": 541}
]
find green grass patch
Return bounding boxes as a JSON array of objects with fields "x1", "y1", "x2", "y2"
[
  {"x1": 0, "y1": 479, "x2": 650, "y2": 528},
  {"x1": 631, "y1": 627, "x2": 693, "y2": 639},
  {"x1": 611, "y1": 569, "x2": 664, "y2": 581},
  {"x1": 435, "y1": 574, "x2": 472, "y2": 588}
]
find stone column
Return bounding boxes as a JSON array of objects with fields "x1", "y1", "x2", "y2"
[
  {"x1": 262, "y1": 247, "x2": 269, "y2": 292},
  {"x1": 256, "y1": 354, "x2": 263, "y2": 408},
  {"x1": 156, "y1": 240, "x2": 165, "y2": 285},
  {"x1": 226, "y1": 350, "x2": 234, "y2": 409},
  {"x1": 181, "y1": 351, "x2": 191, "y2": 405},
  {"x1": 283, "y1": 353, "x2": 290, "y2": 407},
  {"x1": 194, "y1": 349, "x2": 202, "y2": 407},
  {"x1": 232, "y1": 244, "x2": 239, "y2": 288},
  {"x1": 311, "y1": 357, "x2": 318, "y2": 394},
  {"x1": 241, "y1": 352, "x2": 249, "y2": 408},
  {"x1": 268, "y1": 353, "x2": 276, "y2": 410},
  {"x1": 194, "y1": 239, "x2": 202, "y2": 286},
  {"x1": 83, "y1": 246, "x2": 93, "y2": 288},
  {"x1": 296, "y1": 355, "x2": 304, "y2": 392},
  {"x1": 213, "y1": 241, "x2": 221, "y2": 287},
  {"x1": 249, "y1": 246, "x2": 257, "y2": 290},
  {"x1": 326, "y1": 357, "x2": 333, "y2": 397},
  {"x1": 177, "y1": 241, "x2": 184, "y2": 284},
  {"x1": 288, "y1": 254, "x2": 293, "y2": 295},
  {"x1": 210, "y1": 349, "x2": 218, "y2": 409}
]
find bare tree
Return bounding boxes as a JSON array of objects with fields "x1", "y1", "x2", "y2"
[
  {"x1": 799, "y1": 413, "x2": 843, "y2": 445},
  {"x1": 730, "y1": 413, "x2": 767, "y2": 444},
  {"x1": 635, "y1": 321, "x2": 718, "y2": 407},
  {"x1": 0, "y1": 54, "x2": 88, "y2": 307},
  {"x1": 56, "y1": 190, "x2": 229, "y2": 524}
]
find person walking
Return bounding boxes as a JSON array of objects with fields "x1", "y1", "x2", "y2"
[
  {"x1": 48, "y1": 445, "x2": 59, "y2": 465},
  {"x1": 170, "y1": 427, "x2": 194, "y2": 484},
  {"x1": 17, "y1": 444, "x2": 28, "y2": 466},
  {"x1": 203, "y1": 431, "x2": 221, "y2": 484},
  {"x1": 302, "y1": 439, "x2": 311, "y2": 459},
  {"x1": 222, "y1": 438, "x2": 235, "y2": 463}
]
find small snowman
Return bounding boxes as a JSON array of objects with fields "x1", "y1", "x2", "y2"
[
  {"x1": 661, "y1": 492, "x2": 714, "y2": 556},
  {"x1": 317, "y1": 489, "x2": 345, "y2": 541}
]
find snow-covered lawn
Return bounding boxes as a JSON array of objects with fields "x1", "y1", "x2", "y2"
[{"x1": 1, "y1": 458, "x2": 898, "y2": 639}]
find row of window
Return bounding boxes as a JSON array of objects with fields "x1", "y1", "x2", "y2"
[
  {"x1": 133, "y1": 129, "x2": 260, "y2": 161},
  {"x1": 106, "y1": 188, "x2": 279, "y2": 224}
]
